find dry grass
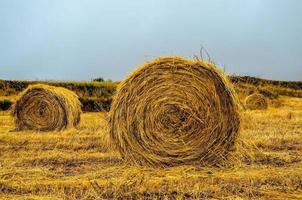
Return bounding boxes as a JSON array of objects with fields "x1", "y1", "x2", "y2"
[
  {"x1": 0, "y1": 95, "x2": 301, "y2": 199},
  {"x1": 13, "y1": 84, "x2": 81, "y2": 131},
  {"x1": 109, "y1": 57, "x2": 240, "y2": 167}
]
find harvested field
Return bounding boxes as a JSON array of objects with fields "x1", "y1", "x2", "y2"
[
  {"x1": 0, "y1": 95, "x2": 301, "y2": 199},
  {"x1": 1, "y1": 1, "x2": 301, "y2": 198}
]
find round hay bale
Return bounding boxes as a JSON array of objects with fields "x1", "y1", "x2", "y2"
[
  {"x1": 245, "y1": 93, "x2": 268, "y2": 110},
  {"x1": 13, "y1": 84, "x2": 81, "y2": 131},
  {"x1": 109, "y1": 57, "x2": 240, "y2": 166}
]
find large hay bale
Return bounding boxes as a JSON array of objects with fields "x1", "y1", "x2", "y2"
[
  {"x1": 13, "y1": 84, "x2": 81, "y2": 131},
  {"x1": 245, "y1": 93, "x2": 268, "y2": 110},
  {"x1": 109, "y1": 57, "x2": 240, "y2": 166}
]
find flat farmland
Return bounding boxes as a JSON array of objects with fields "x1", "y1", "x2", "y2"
[{"x1": 0, "y1": 96, "x2": 301, "y2": 199}]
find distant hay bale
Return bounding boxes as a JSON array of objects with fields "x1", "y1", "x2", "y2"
[
  {"x1": 109, "y1": 57, "x2": 240, "y2": 166},
  {"x1": 245, "y1": 93, "x2": 268, "y2": 110},
  {"x1": 13, "y1": 84, "x2": 81, "y2": 131}
]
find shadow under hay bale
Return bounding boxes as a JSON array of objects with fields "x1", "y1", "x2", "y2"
[
  {"x1": 245, "y1": 93, "x2": 268, "y2": 110},
  {"x1": 109, "y1": 56, "x2": 240, "y2": 167},
  {"x1": 13, "y1": 84, "x2": 81, "y2": 131}
]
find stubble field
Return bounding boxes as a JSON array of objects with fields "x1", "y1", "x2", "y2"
[{"x1": 0, "y1": 95, "x2": 301, "y2": 199}]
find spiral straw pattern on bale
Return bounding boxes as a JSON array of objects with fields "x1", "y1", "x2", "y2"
[
  {"x1": 109, "y1": 57, "x2": 240, "y2": 167},
  {"x1": 13, "y1": 84, "x2": 81, "y2": 131},
  {"x1": 245, "y1": 93, "x2": 268, "y2": 110}
]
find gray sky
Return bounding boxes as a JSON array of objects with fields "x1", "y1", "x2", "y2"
[{"x1": 0, "y1": 0, "x2": 301, "y2": 81}]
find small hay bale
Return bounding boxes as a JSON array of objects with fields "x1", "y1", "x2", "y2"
[
  {"x1": 13, "y1": 84, "x2": 81, "y2": 131},
  {"x1": 109, "y1": 56, "x2": 240, "y2": 166},
  {"x1": 245, "y1": 93, "x2": 268, "y2": 110}
]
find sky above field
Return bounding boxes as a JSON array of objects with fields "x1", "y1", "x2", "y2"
[{"x1": 0, "y1": 0, "x2": 301, "y2": 81}]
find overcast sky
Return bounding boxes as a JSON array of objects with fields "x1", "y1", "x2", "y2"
[{"x1": 0, "y1": 0, "x2": 301, "y2": 81}]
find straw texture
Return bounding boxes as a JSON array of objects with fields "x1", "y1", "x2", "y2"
[
  {"x1": 245, "y1": 93, "x2": 268, "y2": 110},
  {"x1": 109, "y1": 57, "x2": 240, "y2": 166},
  {"x1": 13, "y1": 84, "x2": 81, "y2": 131}
]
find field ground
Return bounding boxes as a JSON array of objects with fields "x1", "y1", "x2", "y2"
[{"x1": 0, "y1": 96, "x2": 302, "y2": 199}]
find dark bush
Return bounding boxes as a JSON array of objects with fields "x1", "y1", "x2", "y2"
[
  {"x1": 85, "y1": 85, "x2": 96, "y2": 96},
  {"x1": 93, "y1": 77, "x2": 105, "y2": 82},
  {"x1": 80, "y1": 97, "x2": 111, "y2": 112},
  {"x1": 0, "y1": 99, "x2": 13, "y2": 111},
  {"x1": 229, "y1": 75, "x2": 302, "y2": 90}
]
